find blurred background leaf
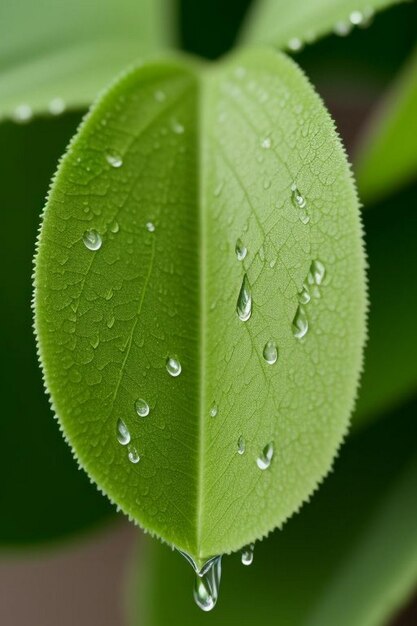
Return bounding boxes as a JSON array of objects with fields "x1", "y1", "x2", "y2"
[{"x1": 0, "y1": 115, "x2": 115, "y2": 544}]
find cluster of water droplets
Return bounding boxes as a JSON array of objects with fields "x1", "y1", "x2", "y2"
[{"x1": 292, "y1": 259, "x2": 326, "y2": 340}]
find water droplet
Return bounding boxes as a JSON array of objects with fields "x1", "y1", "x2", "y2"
[
  {"x1": 237, "y1": 436, "x2": 246, "y2": 455},
  {"x1": 166, "y1": 356, "x2": 182, "y2": 377},
  {"x1": 116, "y1": 419, "x2": 130, "y2": 445},
  {"x1": 263, "y1": 340, "x2": 278, "y2": 365},
  {"x1": 291, "y1": 183, "x2": 306, "y2": 209},
  {"x1": 349, "y1": 10, "x2": 363, "y2": 25},
  {"x1": 171, "y1": 119, "x2": 184, "y2": 134},
  {"x1": 135, "y1": 398, "x2": 150, "y2": 417},
  {"x1": 128, "y1": 444, "x2": 140, "y2": 464},
  {"x1": 107, "y1": 316, "x2": 115, "y2": 329},
  {"x1": 83, "y1": 229, "x2": 102, "y2": 251},
  {"x1": 334, "y1": 21, "x2": 352, "y2": 36},
  {"x1": 236, "y1": 274, "x2": 252, "y2": 322},
  {"x1": 106, "y1": 153, "x2": 123, "y2": 168},
  {"x1": 110, "y1": 220, "x2": 119, "y2": 233},
  {"x1": 241, "y1": 544, "x2": 254, "y2": 566},
  {"x1": 292, "y1": 305, "x2": 308, "y2": 339},
  {"x1": 154, "y1": 90, "x2": 166, "y2": 102},
  {"x1": 209, "y1": 402, "x2": 218, "y2": 417},
  {"x1": 256, "y1": 442, "x2": 274, "y2": 470},
  {"x1": 146, "y1": 222, "x2": 155, "y2": 232},
  {"x1": 235, "y1": 239, "x2": 247, "y2": 261},
  {"x1": 269, "y1": 259, "x2": 277, "y2": 269},
  {"x1": 288, "y1": 37, "x2": 304, "y2": 51},
  {"x1": 48, "y1": 97, "x2": 66, "y2": 115},
  {"x1": 193, "y1": 557, "x2": 222, "y2": 612},
  {"x1": 298, "y1": 284, "x2": 311, "y2": 305},
  {"x1": 261, "y1": 137, "x2": 271, "y2": 149},
  {"x1": 308, "y1": 259, "x2": 326, "y2": 286},
  {"x1": 13, "y1": 104, "x2": 33, "y2": 123}
]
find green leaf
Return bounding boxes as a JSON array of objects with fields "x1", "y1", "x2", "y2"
[
  {"x1": 0, "y1": 114, "x2": 113, "y2": 544},
  {"x1": 34, "y1": 49, "x2": 366, "y2": 563},
  {"x1": 354, "y1": 182, "x2": 417, "y2": 425},
  {"x1": 240, "y1": 0, "x2": 406, "y2": 51},
  {"x1": 0, "y1": 0, "x2": 171, "y2": 119},
  {"x1": 355, "y1": 45, "x2": 417, "y2": 204},
  {"x1": 135, "y1": 398, "x2": 417, "y2": 626}
]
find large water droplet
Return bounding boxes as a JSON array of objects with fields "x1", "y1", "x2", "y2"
[
  {"x1": 256, "y1": 442, "x2": 274, "y2": 470},
  {"x1": 237, "y1": 436, "x2": 246, "y2": 455},
  {"x1": 235, "y1": 239, "x2": 247, "y2": 261},
  {"x1": 263, "y1": 340, "x2": 278, "y2": 365},
  {"x1": 193, "y1": 557, "x2": 222, "y2": 612},
  {"x1": 236, "y1": 274, "x2": 252, "y2": 322},
  {"x1": 128, "y1": 444, "x2": 140, "y2": 464},
  {"x1": 241, "y1": 544, "x2": 255, "y2": 566},
  {"x1": 106, "y1": 153, "x2": 123, "y2": 168},
  {"x1": 209, "y1": 402, "x2": 218, "y2": 417},
  {"x1": 83, "y1": 229, "x2": 102, "y2": 251},
  {"x1": 116, "y1": 419, "x2": 130, "y2": 445},
  {"x1": 135, "y1": 398, "x2": 150, "y2": 417},
  {"x1": 166, "y1": 356, "x2": 182, "y2": 377},
  {"x1": 292, "y1": 305, "x2": 308, "y2": 339}
]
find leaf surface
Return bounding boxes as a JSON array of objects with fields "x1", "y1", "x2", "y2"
[
  {"x1": 240, "y1": 0, "x2": 406, "y2": 51},
  {"x1": 34, "y1": 49, "x2": 366, "y2": 562},
  {"x1": 0, "y1": 0, "x2": 171, "y2": 119},
  {"x1": 135, "y1": 398, "x2": 417, "y2": 626},
  {"x1": 0, "y1": 114, "x2": 113, "y2": 543},
  {"x1": 356, "y1": 45, "x2": 417, "y2": 204}
]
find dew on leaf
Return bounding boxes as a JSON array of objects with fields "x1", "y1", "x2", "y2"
[
  {"x1": 83, "y1": 229, "x2": 102, "y2": 251},
  {"x1": 48, "y1": 97, "x2": 66, "y2": 115},
  {"x1": 127, "y1": 444, "x2": 140, "y2": 464},
  {"x1": 334, "y1": 21, "x2": 352, "y2": 36},
  {"x1": 110, "y1": 220, "x2": 120, "y2": 233},
  {"x1": 298, "y1": 284, "x2": 311, "y2": 305},
  {"x1": 146, "y1": 222, "x2": 156, "y2": 232},
  {"x1": 13, "y1": 104, "x2": 32, "y2": 123},
  {"x1": 106, "y1": 153, "x2": 123, "y2": 168},
  {"x1": 261, "y1": 137, "x2": 272, "y2": 149},
  {"x1": 263, "y1": 340, "x2": 278, "y2": 365},
  {"x1": 171, "y1": 119, "x2": 184, "y2": 134},
  {"x1": 288, "y1": 37, "x2": 303, "y2": 52},
  {"x1": 241, "y1": 543, "x2": 255, "y2": 566},
  {"x1": 209, "y1": 402, "x2": 218, "y2": 417},
  {"x1": 135, "y1": 398, "x2": 150, "y2": 418},
  {"x1": 237, "y1": 435, "x2": 246, "y2": 455},
  {"x1": 235, "y1": 238, "x2": 247, "y2": 261},
  {"x1": 116, "y1": 418, "x2": 130, "y2": 446},
  {"x1": 236, "y1": 274, "x2": 252, "y2": 322},
  {"x1": 166, "y1": 356, "x2": 182, "y2": 377},
  {"x1": 256, "y1": 442, "x2": 274, "y2": 470},
  {"x1": 292, "y1": 305, "x2": 309, "y2": 339}
]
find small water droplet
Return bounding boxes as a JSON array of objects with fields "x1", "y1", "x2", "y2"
[
  {"x1": 48, "y1": 97, "x2": 66, "y2": 115},
  {"x1": 166, "y1": 356, "x2": 182, "y2": 377},
  {"x1": 146, "y1": 222, "x2": 155, "y2": 232},
  {"x1": 193, "y1": 557, "x2": 222, "y2": 612},
  {"x1": 288, "y1": 37, "x2": 303, "y2": 51},
  {"x1": 256, "y1": 442, "x2": 274, "y2": 470},
  {"x1": 171, "y1": 119, "x2": 184, "y2": 134},
  {"x1": 308, "y1": 259, "x2": 326, "y2": 286},
  {"x1": 135, "y1": 398, "x2": 150, "y2": 417},
  {"x1": 291, "y1": 183, "x2": 306, "y2": 209},
  {"x1": 349, "y1": 10, "x2": 363, "y2": 25},
  {"x1": 236, "y1": 274, "x2": 252, "y2": 322},
  {"x1": 209, "y1": 402, "x2": 218, "y2": 417},
  {"x1": 237, "y1": 436, "x2": 246, "y2": 455},
  {"x1": 263, "y1": 340, "x2": 278, "y2": 365},
  {"x1": 128, "y1": 444, "x2": 140, "y2": 464},
  {"x1": 116, "y1": 419, "x2": 130, "y2": 445},
  {"x1": 154, "y1": 90, "x2": 166, "y2": 102},
  {"x1": 334, "y1": 21, "x2": 352, "y2": 36},
  {"x1": 241, "y1": 544, "x2": 254, "y2": 566},
  {"x1": 107, "y1": 316, "x2": 115, "y2": 329},
  {"x1": 298, "y1": 284, "x2": 311, "y2": 305},
  {"x1": 261, "y1": 137, "x2": 271, "y2": 149},
  {"x1": 83, "y1": 229, "x2": 102, "y2": 251},
  {"x1": 13, "y1": 104, "x2": 33, "y2": 123},
  {"x1": 292, "y1": 305, "x2": 308, "y2": 339},
  {"x1": 110, "y1": 220, "x2": 119, "y2": 233},
  {"x1": 235, "y1": 239, "x2": 247, "y2": 261},
  {"x1": 106, "y1": 153, "x2": 123, "y2": 168}
]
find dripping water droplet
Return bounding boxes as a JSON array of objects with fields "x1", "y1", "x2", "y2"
[
  {"x1": 135, "y1": 398, "x2": 150, "y2": 417},
  {"x1": 241, "y1": 544, "x2": 255, "y2": 566},
  {"x1": 292, "y1": 305, "x2": 308, "y2": 339},
  {"x1": 83, "y1": 229, "x2": 102, "y2": 251},
  {"x1": 263, "y1": 340, "x2": 278, "y2": 365},
  {"x1": 256, "y1": 442, "x2": 274, "y2": 470},
  {"x1": 236, "y1": 274, "x2": 252, "y2": 322},
  {"x1": 166, "y1": 356, "x2": 182, "y2": 377},
  {"x1": 235, "y1": 239, "x2": 247, "y2": 261},
  {"x1": 116, "y1": 419, "x2": 130, "y2": 445},
  {"x1": 177, "y1": 551, "x2": 223, "y2": 613}
]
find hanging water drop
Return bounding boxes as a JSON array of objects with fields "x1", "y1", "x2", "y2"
[
  {"x1": 193, "y1": 557, "x2": 222, "y2": 612},
  {"x1": 128, "y1": 444, "x2": 140, "y2": 464},
  {"x1": 263, "y1": 340, "x2": 278, "y2": 365},
  {"x1": 237, "y1": 436, "x2": 246, "y2": 455},
  {"x1": 116, "y1": 419, "x2": 130, "y2": 445},
  {"x1": 135, "y1": 398, "x2": 150, "y2": 417},
  {"x1": 106, "y1": 153, "x2": 123, "y2": 168},
  {"x1": 235, "y1": 238, "x2": 247, "y2": 261},
  {"x1": 256, "y1": 442, "x2": 274, "y2": 470},
  {"x1": 209, "y1": 402, "x2": 218, "y2": 417},
  {"x1": 166, "y1": 356, "x2": 182, "y2": 377},
  {"x1": 292, "y1": 305, "x2": 309, "y2": 339},
  {"x1": 241, "y1": 544, "x2": 255, "y2": 566},
  {"x1": 236, "y1": 274, "x2": 252, "y2": 322},
  {"x1": 83, "y1": 229, "x2": 102, "y2": 251}
]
